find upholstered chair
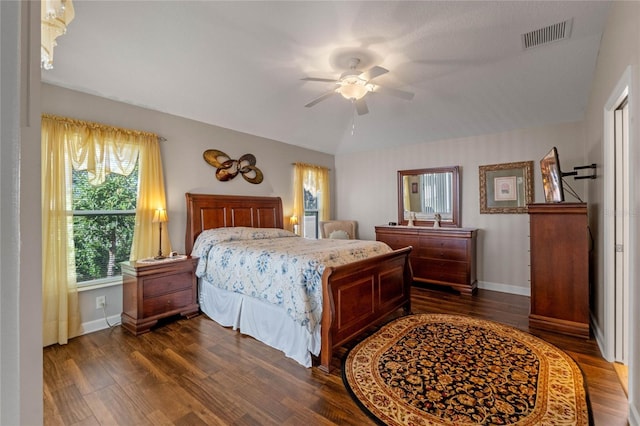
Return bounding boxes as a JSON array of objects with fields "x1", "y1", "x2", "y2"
[{"x1": 319, "y1": 220, "x2": 358, "y2": 239}]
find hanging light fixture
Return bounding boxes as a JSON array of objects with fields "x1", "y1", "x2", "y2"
[
  {"x1": 41, "y1": 0, "x2": 75, "y2": 70},
  {"x1": 334, "y1": 60, "x2": 375, "y2": 101}
]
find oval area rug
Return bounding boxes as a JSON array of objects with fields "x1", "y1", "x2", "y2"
[{"x1": 342, "y1": 314, "x2": 590, "y2": 425}]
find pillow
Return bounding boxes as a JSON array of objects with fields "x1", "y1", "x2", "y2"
[
  {"x1": 329, "y1": 229, "x2": 350, "y2": 239},
  {"x1": 192, "y1": 227, "x2": 296, "y2": 258}
]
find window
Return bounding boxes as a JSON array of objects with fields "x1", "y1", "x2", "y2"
[
  {"x1": 303, "y1": 188, "x2": 319, "y2": 238},
  {"x1": 421, "y1": 172, "x2": 452, "y2": 216},
  {"x1": 293, "y1": 163, "x2": 330, "y2": 238},
  {"x1": 72, "y1": 164, "x2": 138, "y2": 284}
]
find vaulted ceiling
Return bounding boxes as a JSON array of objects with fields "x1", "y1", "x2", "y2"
[{"x1": 42, "y1": 1, "x2": 610, "y2": 155}]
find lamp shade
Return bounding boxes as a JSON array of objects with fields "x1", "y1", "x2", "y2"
[
  {"x1": 290, "y1": 215, "x2": 298, "y2": 225},
  {"x1": 152, "y1": 208, "x2": 168, "y2": 223}
]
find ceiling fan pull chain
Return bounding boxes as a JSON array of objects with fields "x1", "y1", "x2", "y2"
[{"x1": 351, "y1": 102, "x2": 357, "y2": 136}]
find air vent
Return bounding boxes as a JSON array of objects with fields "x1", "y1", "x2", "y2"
[{"x1": 522, "y1": 19, "x2": 573, "y2": 50}]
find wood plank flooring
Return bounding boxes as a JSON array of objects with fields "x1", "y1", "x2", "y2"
[{"x1": 44, "y1": 285, "x2": 629, "y2": 425}]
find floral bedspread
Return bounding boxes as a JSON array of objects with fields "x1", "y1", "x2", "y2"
[{"x1": 191, "y1": 227, "x2": 392, "y2": 334}]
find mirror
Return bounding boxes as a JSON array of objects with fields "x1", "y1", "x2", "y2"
[{"x1": 397, "y1": 166, "x2": 460, "y2": 227}]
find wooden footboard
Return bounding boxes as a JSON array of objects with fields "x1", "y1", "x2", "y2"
[{"x1": 319, "y1": 246, "x2": 413, "y2": 373}]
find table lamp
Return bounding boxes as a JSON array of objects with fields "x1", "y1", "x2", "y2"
[{"x1": 153, "y1": 208, "x2": 168, "y2": 259}]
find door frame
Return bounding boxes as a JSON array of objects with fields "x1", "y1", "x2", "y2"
[{"x1": 603, "y1": 66, "x2": 635, "y2": 363}]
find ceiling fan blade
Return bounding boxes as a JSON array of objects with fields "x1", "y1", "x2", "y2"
[
  {"x1": 359, "y1": 66, "x2": 388, "y2": 81},
  {"x1": 305, "y1": 90, "x2": 337, "y2": 108},
  {"x1": 374, "y1": 85, "x2": 415, "y2": 100},
  {"x1": 301, "y1": 77, "x2": 338, "y2": 83},
  {"x1": 354, "y1": 98, "x2": 369, "y2": 115}
]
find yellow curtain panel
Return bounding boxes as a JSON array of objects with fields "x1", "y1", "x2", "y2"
[{"x1": 41, "y1": 114, "x2": 170, "y2": 346}]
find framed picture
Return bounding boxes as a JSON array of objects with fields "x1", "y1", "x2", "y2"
[
  {"x1": 494, "y1": 176, "x2": 517, "y2": 201},
  {"x1": 411, "y1": 182, "x2": 418, "y2": 193},
  {"x1": 479, "y1": 161, "x2": 534, "y2": 213}
]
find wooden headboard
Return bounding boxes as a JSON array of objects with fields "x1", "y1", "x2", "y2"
[{"x1": 185, "y1": 193, "x2": 284, "y2": 254}]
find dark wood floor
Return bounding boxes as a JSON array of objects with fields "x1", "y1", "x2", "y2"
[{"x1": 44, "y1": 285, "x2": 629, "y2": 425}]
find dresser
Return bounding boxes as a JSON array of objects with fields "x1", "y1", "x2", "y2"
[
  {"x1": 121, "y1": 256, "x2": 199, "y2": 335},
  {"x1": 375, "y1": 226, "x2": 478, "y2": 294},
  {"x1": 528, "y1": 203, "x2": 590, "y2": 338}
]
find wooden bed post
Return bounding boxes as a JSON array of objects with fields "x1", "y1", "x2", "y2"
[{"x1": 319, "y1": 267, "x2": 335, "y2": 373}]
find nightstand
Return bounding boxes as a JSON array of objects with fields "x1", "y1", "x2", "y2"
[{"x1": 121, "y1": 256, "x2": 199, "y2": 335}]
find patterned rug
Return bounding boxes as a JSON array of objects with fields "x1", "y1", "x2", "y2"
[{"x1": 343, "y1": 314, "x2": 590, "y2": 425}]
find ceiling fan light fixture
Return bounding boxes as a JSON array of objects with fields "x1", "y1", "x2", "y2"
[{"x1": 336, "y1": 77, "x2": 373, "y2": 100}]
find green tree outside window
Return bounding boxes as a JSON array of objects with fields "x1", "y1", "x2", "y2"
[{"x1": 72, "y1": 164, "x2": 138, "y2": 282}]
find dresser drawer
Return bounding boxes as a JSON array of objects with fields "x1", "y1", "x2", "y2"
[
  {"x1": 143, "y1": 289, "x2": 194, "y2": 317},
  {"x1": 417, "y1": 237, "x2": 468, "y2": 260},
  {"x1": 144, "y1": 271, "x2": 193, "y2": 298},
  {"x1": 376, "y1": 233, "x2": 418, "y2": 250},
  {"x1": 413, "y1": 259, "x2": 468, "y2": 284}
]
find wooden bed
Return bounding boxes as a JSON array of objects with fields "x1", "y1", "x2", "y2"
[{"x1": 185, "y1": 193, "x2": 413, "y2": 372}]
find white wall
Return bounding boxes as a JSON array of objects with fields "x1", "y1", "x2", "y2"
[
  {"x1": 41, "y1": 83, "x2": 334, "y2": 328},
  {"x1": 335, "y1": 121, "x2": 586, "y2": 295},
  {"x1": 0, "y1": 2, "x2": 43, "y2": 424},
  {"x1": 582, "y1": 2, "x2": 640, "y2": 423}
]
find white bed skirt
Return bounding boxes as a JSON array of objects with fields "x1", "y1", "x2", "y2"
[{"x1": 199, "y1": 278, "x2": 321, "y2": 368}]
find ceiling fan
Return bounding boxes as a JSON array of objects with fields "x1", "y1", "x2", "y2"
[{"x1": 302, "y1": 58, "x2": 414, "y2": 115}]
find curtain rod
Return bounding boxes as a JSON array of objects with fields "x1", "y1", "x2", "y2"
[
  {"x1": 292, "y1": 162, "x2": 331, "y2": 171},
  {"x1": 42, "y1": 113, "x2": 165, "y2": 141}
]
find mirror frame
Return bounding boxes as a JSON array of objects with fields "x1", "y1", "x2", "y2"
[{"x1": 397, "y1": 166, "x2": 461, "y2": 227}]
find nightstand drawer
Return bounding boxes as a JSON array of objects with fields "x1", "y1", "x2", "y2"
[
  {"x1": 143, "y1": 289, "x2": 194, "y2": 317},
  {"x1": 144, "y1": 271, "x2": 193, "y2": 298}
]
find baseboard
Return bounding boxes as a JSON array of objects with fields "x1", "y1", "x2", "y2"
[
  {"x1": 590, "y1": 313, "x2": 612, "y2": 361},
  {"x1": 81, "y1": 314, "x2": 121, "y2": 335},
  {"x1": 630, "y1": 402, "x2": 639, "y2": 426},
  {"x1": 477, "y1": 281, "x2": 530, "y2": 297}
]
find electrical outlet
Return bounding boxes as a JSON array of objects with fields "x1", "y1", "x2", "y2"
[{"x1": 96, "y1": 295, "x2": 106, "y2": 310}]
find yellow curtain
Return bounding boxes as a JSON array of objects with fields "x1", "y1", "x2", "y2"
[
  {"x1": 130, "y1": 136, "x2": 171, "y2": 260},
  {"x1": 317, "y1": 166, "x2": 330, "y2": 221},
  {"x1": 41, "y1": 114, "x2": 170, "y2": 346},
  {"x1": 293, "y1": 163, "x2": 330, "y2": 236},
  {"x1": 42, "y1": 117, "x2": 82, "y2": 346}
]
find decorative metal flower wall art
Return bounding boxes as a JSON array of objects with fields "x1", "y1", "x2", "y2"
[{"x1": 203, "y1": 149, "x2": 264, "y2": 184}]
